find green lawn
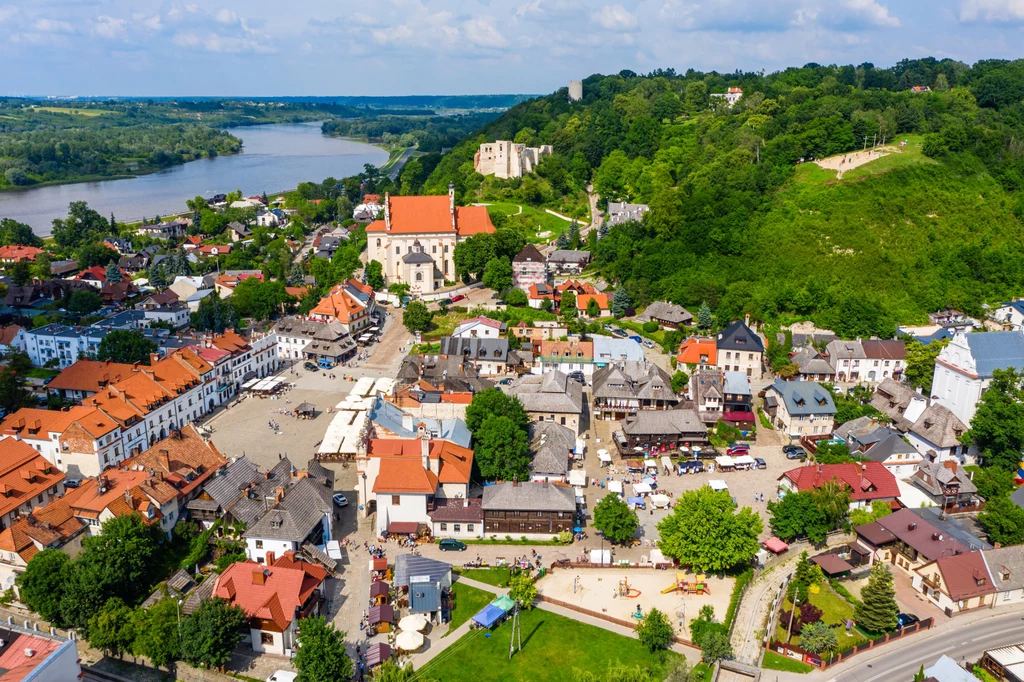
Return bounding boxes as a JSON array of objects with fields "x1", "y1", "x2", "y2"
[
  {"x1": 484, "y1": 202, "x2": 574, "y2": 244},
  {"x1": 762, "y1": 650, "x2": 814, "y2": 673},
  {"x1": 617, "y1": 318, "x2": 667, "y2": 344},
  {"x1": 453, "y1": 567, "x2": 517, "y2": 588},
  {"x1": 25, "y1": 368, "x2": 60, "y2": 380},
  {"x1": 423, "y1": 310, "x2": 472, "y2": 340},
  {"x1": 795, "y1": 135, "x2": 935, "y2": 185},
  {"x1": 776, "y1": 584, "x2": 869, "y2": 653},
  {"x1": 417, "y1": 605, "x2": 681, "y2": 682},
  {"x1": 34, "y1": 106, "x2": 115, "y2": 117},
  {"x1": 446, "y1": 581, "x2": 495, "y2": 636}
]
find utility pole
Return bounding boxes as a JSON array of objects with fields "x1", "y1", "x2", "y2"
[
  {"x1": 786, "y1": 595, "x2": 800, "y2": 644},
  {"x1": 863, "y1": 136, "x2": 868, "y2": 152},
  {"x1": 508, "y1": 599, "x2": 522, "y2": 659}
]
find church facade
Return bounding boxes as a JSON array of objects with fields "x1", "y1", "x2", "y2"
[{"x1": 365, "y1": 186, "x2": 496, "y2": 295}]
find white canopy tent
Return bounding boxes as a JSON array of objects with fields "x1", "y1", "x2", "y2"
[
  {"x1": 708, "y1": 479, "x2": 729, "y2": 492},
  {"x1": 608, "y1": 481, "x2": 623, "y2": 495},
  {"x1": 660, "y1": 456, "x2": 673, "y2": 469},
  {"x1": 598, "y1": 451, "x2": 613, "y2": 463},
  {"x1": 650, "y1": 494, "x2": 671, "y2": 508},
  {"x1": 633, "y1": 482, "x2": 653, "y2": 496},
  {"x1": 373, "y1": 377, "x2": 397, "y2": 395},
  {"x1": 568, "y1": 470, "x2": 587, "y2": 487},
  {"x1": 734, "y1": 455, "x2": 756, "y2": 468},
  {"x1": 395, "y1": 630, "x2": 424, "y2": 651},
  {"x1": 318, "y1": 410, "x2": 367, "y2": 455},
  {"x1": 715, "y1": 455, "x2": 736, "y2": 468},
  {"x1": 350, "y1": 376, "x2": 376, "y2": 398},
  {"x1": 398, "y1": 614, "x2": 428, "y2": 632},
  {"x1": 590, "y1": 549, "x2": 611, "y2": 564}
]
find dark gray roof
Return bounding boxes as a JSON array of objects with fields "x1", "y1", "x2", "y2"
[
  {"x1": 861, "y1": 433, "x2": 919, "y2": 463},
  {"x1": 621, "y1": 409, "x2": 707, "y2": 436},
  {"x1": 439, "y1": 336, "x2": 509, "y2": 364},
  {"x1": 393, "y1": 554, "x2": 452, "y2": 589},
  {"x1": 909, "y1": 404, "x2": 968, "y2": 449},
  {"x1": 402, "y1": 251, "x2": 435, "y2": 264},
  {"x1": 790, "y1": 346, "x2": 835, "y2": 375},
  {"x1": 275, "y1": 316, "x2": 349, "y2": 341},
  {"x1": 912, "y1": 460, "x2": 978, "y2": 497},
  {"x1": 834, "y1": 416, "x2": 892, "y2": 448},
  {"x1": 428, "y1": 498, "x2": 484, "y2": 523},
  {"x1": 529, "y1": 421, "x2": 575, "y2": 476},
  {"x1": 507, "y1": 370, "x2": 584, "y2": 414},
  {"x1": 202, "y1": 456, "x2": 262, "y2": 511},
  {"x1": 482, "y1": 481, "x2": 576, "y2": 512},
  {"x1": 767, "y1": 379, "x2": 836, "y2": 416},
  {"x1": 909, "y1": 507, "x2": 991, "y2": 551},
  {"x1": 547, "y1": 249, "x2": 590, "y2": 264},
  {"x1": 593, "y1": 361, "x2": 677, "y2": 403},
  {"x1": 142, "y1": 568, "x2": 197, "y2": 608},
  {"x1": 244, "y1": 477, "x2": 333, "y2": 541},
  {"x1": 983, "y1": 546, "x2": 1024, "y2": 592},
  {"x1": 717, "y1": 320, "x2": 764, "y2": 353},
  {"x1": 637, "y1": 302, "x2": 692, "y2": 325}
]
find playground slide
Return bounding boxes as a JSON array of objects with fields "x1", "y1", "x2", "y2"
[{"x1": 660, "y1": 583, "x2": 678, "y2": 595}]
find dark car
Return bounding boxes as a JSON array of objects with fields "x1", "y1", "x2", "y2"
[
  {"x1": 498, "y1": 378, "x2": 514, "y2": 385},
  {"x1": 567, "y1": 371, "x2": 585, "y2": 384},
  {"x1": 786, "y1": 448, "x2": 807, "y2": 460},
  {"x1": 753, "y1": 457, "x2": 767, "y2": 469},
  {"x1": 303, "y1": 361, "x2": 318, "y2": 371},
  {"x1": 611, "y1": 329, "x2": 628, "y2": 339},
  {"x1": 782, "y1": 444, "x2": 800, "y2": 453},
  {"x1": 439, "y1": 538, "x2": 467, "y2": 552},
  {"x1": 897, "y1": 613, "x2": 920, "y2": 629},
  {"x1": 440, "y1": 298, "x2": 453, "y2": 306}
]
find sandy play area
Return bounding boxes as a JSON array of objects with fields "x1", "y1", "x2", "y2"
[
  {"x1": 537, "y1": 568, "x2": 733, "y2": 639},
  {"x1": 815, "y1": 146, "x2": 898, "y2": 178}
]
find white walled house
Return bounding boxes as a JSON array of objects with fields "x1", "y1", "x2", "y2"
[
  {"x1": 763, "y1": 379, "x2": 837, "y2": 439},
  {"x1": 860, "y1": 433, "x2": 923, "y2": 478},
  {"x1": 933, "y1": 330, "x2": 1024, "y2": 426},
  {"x1": 452, "y1": 316, "x2": 506, "y2": 339}
]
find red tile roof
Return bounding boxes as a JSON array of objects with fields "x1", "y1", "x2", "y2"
[
  {"x1": 676, "y1": 337, "x2": 717, "y2": 365},
  {"x1": 0, "y1": 245, "x2": 44, "y2": 262},
  {"x1": 47, "y1": 360, "x2": 137, "y2": 394},
  {"x1": 576, "y1": 293, "x2": 609, "y2": 311},
  {"x1": 780, "y1": 462, "x2": 900, "y2": 502},
  {"x1": 925, "y1": 552, "x2": 995, "y2": 602},
  {"x1": 0, "y1": 439, "x2": 65, "y2": 519},
  {"x1": 364, "y1": 195, "x2": 495, "y2": 236},
  {"x1": 0, "y1": 325, "x2": 22, "y2": 346},
  {"x1": 214, "y1": 554, "x2": 326, "y2": 631},
  {"x1": 366, "y1": 438, "x2": 473, "y2": 488}
]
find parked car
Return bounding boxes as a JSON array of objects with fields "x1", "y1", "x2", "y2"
[
  {"x1": 628, "y1": 335, "x2": 643, "y2": 344},
  {"x1": 303, "y1": 361, "x2": 318, "y2": 371},
  {"x1": 603, "y1": 323, "x2": 613, "y2": 331},
  {"x1": 498, "y1": 378, "x2": 514, "y2": 385},
  {"x1": 726, "y1": 445, "x2": 750, "y2": 456},
  {"x1": 440, "y1": 298, "x2": 453, "y2": 306},
  {"x1": 897, "y1": 613, "x2": 920, "y2": 629},
  {"x1": 611, "y1": 329, "x2": 628, "y2": 338},
  {"x1": 567, "y1": 371, "x2": 586, "y2": 384},
  {"x1": 439, "y1": 538, "x2": 468, "y2": 552},
  {"x1": 753, "y1": 457, "x2": 767, "y2": 469},
  {"x1": 332, "y1": 493, "x2": 348, "y2": 507},
  {"x1": 450, "y1": 294, "x2": 467, "y2": 303},
  {"x1": 782, "y1": 444, "x2": 801, "y2": 454},
  {"x1": 785, "y1": 448, "x2": 807, "y2": 460},
  {"x1": 64, "y1": 478, "x2": 82, "y2": 489},
  {"x1": 642, "y1": 339, "x2": 655, "y2": 349}
]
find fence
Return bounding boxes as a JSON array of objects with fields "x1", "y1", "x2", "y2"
[
  {"x1": 537, "y1": 594, "x2": 698, "y2": 649},
  {"x1": 767, "y1": 617, "x2": 934, "y2": 669}
]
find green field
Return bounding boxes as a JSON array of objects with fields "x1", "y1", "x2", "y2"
[
  {"x1": 33, "y1": 106, "x2": 115, "y2": 117},
  {"x1": 417, "y1": 606, "x2": 681, "y2": 682},
  {"x1": 776, "y1": 585, "x2": 869, "y2": 653},
  {"x1": 796, "y1": 135, "x2": 936, "y2": 185},
  {"x1": 453, "y1": 567, "x2": 517, "y2": 588},
  {"x1": 484, "y1": 203, "x2": 574, "y2": 244},
  {"x1": 446, "y1": 581, "x2": 495, "y2": 635},
  {"x1": 762, "y1": 650, "x2": 814, "y2": 673}
]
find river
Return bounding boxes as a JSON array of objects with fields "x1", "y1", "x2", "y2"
[{"x1": 0, "y1": 122, "x2": 390, "y2": 237}]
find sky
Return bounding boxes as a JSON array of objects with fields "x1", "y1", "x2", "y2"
[{"x1": 2, "y1": 0, "x2": 1023, "y2": 97}]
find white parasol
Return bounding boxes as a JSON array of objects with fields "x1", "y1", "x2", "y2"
[
  {"x1": 398, "y1": 614, "x2": 428, "y2": 632},
  {"x1": 395, "y1": 630, "x2": 425, "y2": 651}
]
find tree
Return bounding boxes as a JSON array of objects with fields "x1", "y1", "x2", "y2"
[
  {"x1": 690, "y1": 605, "x2": 726, "y2": 648},
  {"x1": 635, "y1": 607, "x2": 674, "y2": 651},
  {"x1": 697, "y1": 302, "x2": 712, "y2": 330},
  {"x1": 51, "y1": 201, "x2": 113, "y2": 250},
  {"x1": 473, "y1": 415, "x2": 531, "y2": 481},
  {"x1": 934, "y1": 73, "x2": 950, "y2": 92},
  {"x1": 508, "y1": 573, "x2": 538, "y2": 609},
  {"x1": 800, "y1": 621, "x2": 838, "y2": 655},
  {"x1": 465, "y1": 388, "x2": 529, "y2": 434},
  {"x1": 848, "y1": 500, "x2": 893, "y2": 527},
  {"x1": 506, "y1": 288, "x2": 528, "y2": 307},
  {"x1": 903, "y1": 338, "x2": 949, "y2": 395},
  {"x1": 611, "y1": 288, "x2": 631, "y2": 317},
  {"x1": 0, "y1": 364, "x2": 34, "y2": 414},
  {"x1": 587, "y1": 297, "x2": 601, "y2": 318},
  {"x1": 700, "y1": 630, "x2": 733, "y2": 663},
  {"x1": 9, "y1": 260, "x2": 30, "y2": 286},
  {"x1": 372, "y1": 661, "x2": 429, "y2": 682},
  {"x1": 814, "y1": 441, "x2": 855, "y2": 464},
  {"x1": 31, "y1": 253, "x2": 51, "y2": 280},
  {"x1": 131, "y1": 597, "x2": 181, "y2": 668},
  {"x1": 97, "y1": 330, "x2": 157, "y2": 364},
  {"x1": 105, "y1": 261, "x2": 123, "y2": 284},
  {"x1": 671, "y1": 370, "x2": 689, "y2": 394},
  {"x1": 966, "y1": 368, "x2": 1024, "y2": 472},
  {"x1": 67, "y1": 289, "x2": 103, "y2": 317},
  {"x1": 979, "y1": 496, "x2": 1024, "y2": 545},
  {"x1": 657, "y1": 486, "x2": 763, "y2": 572},
  {"x1": 191, "y1": 294, "x2": 239, "y2": 334},
  {"x1": 293, "y1": 616, "x2": 352, "y2": 682},
  {"x1": 0, "y1": 218, "x2": 42, "y2": 247},
  {"x1": 767, "y1": 492, "x2": 831, "y2": 543},
  {"x1": 402, "y1": 300, "x2": 433, "y2": 333},
  {"x1": 482, "y1": 257, "x2": 513, "y2": 293},
  {"x1": 179, "y1": 597, "x2": 247, "y2": 669},
  {"x1": 811, "y1": 479, "x2": 852, "y2": 528},
  {"x1": 593, "y1": 494, "x2": 640, "y2": 544},
  {"x1": 231, "y1": 278, "x2": 293, "y2": 321},
  {"x1": 287, "y1": 263, "x2": 306, "y2": 287},
  {"x1": 87, "y1": 598, "x2": 136, "y2": 658},
  {"x1": 365, "y1": 260, "x2": 385, "y2": 290},
  {"x1": 561, "y1": 291, "x2": 577, "y2": 318},
  {"x1": 855, "y1": 562, "x2": 898, "y2": 633},
  {"x1": 975, "y1": 466, "x2": 1016, "y2": 501},
  {"x1": 16, "y1": 549, "x2": 70, "y2": 625}
]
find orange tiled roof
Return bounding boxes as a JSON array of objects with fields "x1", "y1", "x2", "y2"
[
  {"x1": 373, "y1": 459, "x2": 439, "y2": 494},
  {"x1": 86, "y1": 373, "x2": 171, "y2": 417},
  {"x1": 576, "y1": 293, "x2": 609, "y2": 311},
  {"x1": 0, "y1": 496, "x2": 85, "y2": 563},
  {"x1": 310, "y1": 284, "x2": 366, "y2": 324},
  {"x1": 122, "y1": 425, "x2": 226, "y2": 499},
  {"x1": 0, "y1": 439, "x2": 64, "y2": 520},
  {"x1": 539, "y1": 339, "x2": 594, "y2": 360},
  {"x1": 215, "y1": 555, "x2": 326, "y2": 631},
  {"x1": 0, "y1": 406, "x2": 93, "y2": 439},
  {"x1": 0, "y1": 325, "x2": 23, "y2": 346},
  {"x1": 676, "y1": 337, "x2": 718, "y2": 365},
  {"x1": 47, "y1": 360, "x2": 137, "y2": 394},
  {"x1": 364, "y1": 195, "x2": 495, "y2": 236},
  {"x1": 366, "y1": 438, "x2": 473, "y2": 487},
  {"x1": 63, "y1": 468, "x2": 177, "y2": 518},
  {"x1": 211, "y1": 330, "x2": 251, "y2": 355},
  {"x1": 0, "y1": 245, "x2": 44, "y2": 262}
]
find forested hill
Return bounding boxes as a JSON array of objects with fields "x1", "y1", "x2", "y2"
[{"x1": 424, "y1": 59, "x2": 1024, "y2": 338}]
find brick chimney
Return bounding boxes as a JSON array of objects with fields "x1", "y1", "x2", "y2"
[
  {"x1": 265, "y1": 551, "x2": 276, "y2": 566},
  {"x1": 274, "y1": 487, "x2": 285, "y2": 504},
  {"x1": 252, "y1": 569, "x2": 266, "y2": 585},
  {"x1": 944, "y1": 460, "x2": 958, "y2": 474}
]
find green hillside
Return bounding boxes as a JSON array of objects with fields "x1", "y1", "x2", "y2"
[{"x1": 424, "y1": 59, "x2": 1024, "y2": 336}]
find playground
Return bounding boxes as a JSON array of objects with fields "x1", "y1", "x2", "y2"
[{"x1": 536, "y1": 568, "x2": 733, "y2": 638}]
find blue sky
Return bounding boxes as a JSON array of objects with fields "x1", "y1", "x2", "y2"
[{"x1": 2, "y1": 0, "x2": 1022, "y2": 96}]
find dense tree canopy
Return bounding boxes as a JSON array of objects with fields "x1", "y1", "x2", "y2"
[
  {"x1": 97, "y1": 330, "x2": 158, "y2": 365},
  {"x1": 967, "y1": 368, "x2": 1024, "y2": 472},
  {"x1": 593, "y1": 494, "x2": 640, "y2": 544},
  {"x1": 657, "y1": 486, "x2": 762, "y2": 572}
]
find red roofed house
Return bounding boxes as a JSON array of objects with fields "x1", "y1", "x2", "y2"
[
  {"x1": 0, "y1": 245, "x2": 44, "y2": 263},
  {"x1": 309, "y1": 279, "x2": 375, "y2": 334},
  {"x1": 453, "y1": 316, "x2": 506, "y2": 339},
  {"x1": 913, "y1": 551, "x2": 994, "y2": 614},
  {"x1": 359, "y1": 426, "x2": 475, "y2": 538},
  {"x1": 74, "y1": 265, "x2": 131, "y2": 289},
  {"x1": 576, "y1": 293, "x2": 610, "y2": 318},
  {"x1": 676, "y1": 337, "x2": 717, "y2": 369},
  {"x1": 777, "y1": 461, "x2": 899, "y2": 511},
  {"x1": 0, "y1": 493, "x2": 87, "y2": 597},
  {"x1": 213, "y1": 551, "x2": 327, "y2": 655},
  {"x1": 365, "y1": 186, "x2": 495, "y2": 295},
  {"x1": 196, "y1": 243, "x2": 232, "y2": 257}
]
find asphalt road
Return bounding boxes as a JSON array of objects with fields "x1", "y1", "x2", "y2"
[
  {"x1": 826, "y1": 611, "x2": 1024, "y2": 682},
  {"x1": 387, "y1": 147, "x2": 415, "y2": 180}
]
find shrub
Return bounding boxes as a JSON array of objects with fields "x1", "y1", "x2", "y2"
[{"x1": 642, "y1": 320, "x2": 659, "y2": 333}]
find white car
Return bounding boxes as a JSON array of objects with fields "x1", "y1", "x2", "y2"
[
  {"x1": 333, "y1": 492, "x2": 349, "y2": 507},
  {"x1": 642, "y1": 339, "x2": 655, "y2": 349},
  {"x1": 267, "y1": 672, "x2": 297, "y2": 682}
]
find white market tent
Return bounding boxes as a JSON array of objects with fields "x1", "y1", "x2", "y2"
[
  {"x1": 650, "y1": 494, "x2": 671, "y2": 508},
  {"x1": 608, "y1": 481, "x2": 623, "y2": 494},
  {"x1": 598, "y1": 451, "x2": 613, "y2": 463},
  {"x1": 350, "y1": 376, "x2": 376, "y2": 398},
  {"x1": 395, "y1": 630, "x2": 424, "y2": 651},
  {"x1": 633, "y1": 482, "x2": 653, "y2": 496},
  {"x1": 733, "y1": 455, "x2": 756, "y2": 467},
  {"x1": 708, "y1": 479, "x2": 729, "y2": 492},
  {"x1": 660, "y1": 456, "x2": 673, "y2": 469},
  {"x1": 398, "y1": 614, "x2": 428, "y2": 632},
  {"x1": 715, "y1": 455, "x2": 736, "y2": 468},
  {"x1": 318, "y1": 410, "x2": 367, "y2": 455},
  {"x1": 373, "y1": 377, "x2": 396, "y2": 395},
  {"x1": 568, "y1": 470, "x2": 587, "y2": 487},
  {"x1": 590, "y1": 549, "x2": 611, "y2": 564}
]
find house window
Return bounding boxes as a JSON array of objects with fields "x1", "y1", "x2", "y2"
[
  {"x1": 392, "y1": 495, "x2": 401, "y2": 505},
  {"x1": 416, "y1": 272, "x2": 422, "y2": 282},
  {"x1": 467, "y1": 524, "x2": 475, "y2": 532},
  {"x1": 432, "y1": 245, "x2": 437, "y2": 254},
  {"x1": 256, "y1": 540, "x2": 263, "y2": 549},
  {"x1": 440, "y1": 523, "x2": 448, "y2": 531},
  {"x1": 261, "y1": 632, "x2": 274, "y2": 645},
  {"x1": 376, "y1": 239, "x2": 381, "y2": 247},
  {"x1": 454, "y1": 524, "x2": 461, "y2": 533},
  {"x1": 395, "y1": 246, "x2": 401, "y2": 254}
]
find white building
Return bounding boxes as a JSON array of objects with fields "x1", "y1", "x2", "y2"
[
  {"x1": 474, "y1": 140, "x2": 553, "y2": 179},
  {"x1": 452, "y1": 316, "x2": 506, "y2": 339},
  {"x1": 763, "y1": 379, "x2": 837, "y2": 439},
  {"x1": 933, "y1": 330, "x2": 1024, "y2": 425}
]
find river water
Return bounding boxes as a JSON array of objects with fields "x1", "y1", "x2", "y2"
[{"x1": 0, "y1": 122, "x2": 389, "y2": 237}]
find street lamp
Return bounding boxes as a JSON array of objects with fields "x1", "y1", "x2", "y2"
[
  {"x1": 786, "y1": 595, "x2": 800, "y2": 644},
  {"x1": 176, "y1": 598, "x2": 184, "y2": 644}
]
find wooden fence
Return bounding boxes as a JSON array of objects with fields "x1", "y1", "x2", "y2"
[
  {"x1": 537, "y1": 594, "x2": 697, "y2": 648},
  {"x1": 768, "y1": 617, "x2": 934, "y2": 669}
]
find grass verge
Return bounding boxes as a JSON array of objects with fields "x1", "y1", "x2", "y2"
[{"x1": 762, "y1": 650, "x2": 814, "y2": 673}]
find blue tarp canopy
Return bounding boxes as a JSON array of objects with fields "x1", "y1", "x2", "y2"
[
  {"x1": 472, "y1": 604, "x2": 506, "y2": 628},
  {"x1": 626, "y1": 496, "x2": 646, "y2": 507}
]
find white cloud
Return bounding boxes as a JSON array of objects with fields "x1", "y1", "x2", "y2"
[
  {"x1": 593, "y1": 4, "x2": 638, "y2": 30},
  {"x1": 659, "y1": 0, "x2": 899, "y2": 32},
  {"x1": 832, "y1": 0, "x2": 900, "y2": 28},
  {"x1": 33, "y1": 18, "x2": 75, "y2": 34},
  {"x1": 959, "y1": 0, "x2": 1024, "y2": 22},
  {"x1": 462, "y1": 17, "x2": 509, "y2": 48},
  {"x1": 91, "y1": 15, "x2": 127, "y2": 40},
  {"x1": 0, "y1": 6, "x2": 18, "y2": 24},
  {"x1": 214, "y1": 8, "x2": 239, "y2": 24}
]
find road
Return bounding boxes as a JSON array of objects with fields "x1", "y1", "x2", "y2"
[{"x1": 387, "y1": 147, "x2": 416, "y2": 181}]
